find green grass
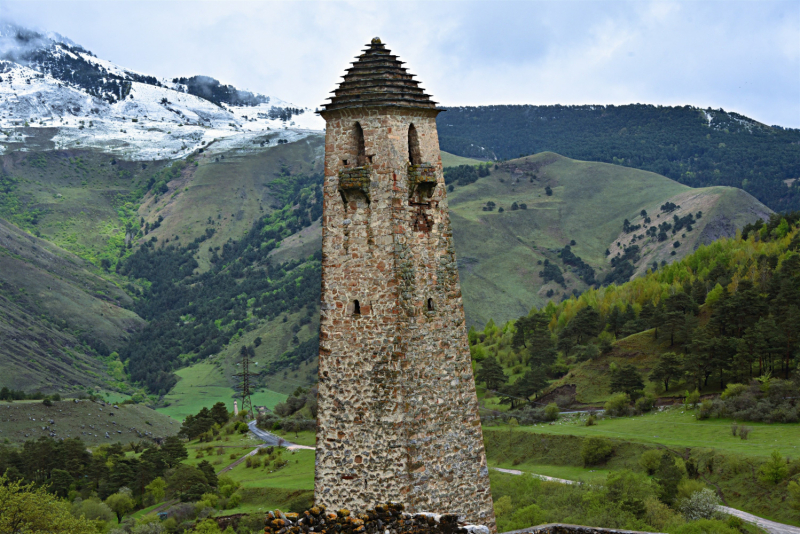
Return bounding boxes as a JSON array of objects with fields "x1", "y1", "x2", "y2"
[
  {"x1": 218, "y1": 447, "x2": 315, "y2": 515},
  {"x1": 224, "y1": 448, "x2": 314, "y2": 490},
  {"x1": 0, "y1": 399, "x2": 177, "y2": 447},
  {"x1": 268, "y1": 429, "x2": 315, "y2": 447},
  {"x1": 441, "y1": 150, "x2": 485, "y2": 167},
  {"x1": 447, "y1": 152, "x2": 769, "y2": 327},
  {"x1": 545, "y1": 329, "x2": 669, "y2": 404},
  {"x1": 483, "y1": 418, "x2": 800, "y2": 528},
  {"x1": 507, "y1": 407, "x2": 800, "y2": 458},
  {"x1": 0, "y1": 218, "x2": 143, "y2": 393},
  {"x1": 157, "y1": 363, "x2": 288, "y2": 422}
]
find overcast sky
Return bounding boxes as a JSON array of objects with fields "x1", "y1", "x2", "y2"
[{"x1": 3, "y1": 0, "x2": 799, "y2": 127}]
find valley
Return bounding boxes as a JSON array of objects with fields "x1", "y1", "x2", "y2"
[{"x1": 0, "y1": 21, "x2": 797, "y2": 534}]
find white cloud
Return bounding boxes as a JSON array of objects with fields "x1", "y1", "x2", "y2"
[{"x1": 2, "y1": 0, "x2": 798, "y2": 126}]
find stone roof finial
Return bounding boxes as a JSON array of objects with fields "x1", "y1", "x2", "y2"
[{"x1": 371, "y1": 37, "x2": 382, "y2": 45}]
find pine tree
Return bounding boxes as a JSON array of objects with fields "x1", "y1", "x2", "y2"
[
  {"x1": 475, "y1": 356, "x2": 507, "y2": 391},
  {"x1": 649, "y1": 352, "x2": 682, "y2": 391},
  {"x1": 610, "y1": 364, "x2": 645, "y2": 397}
]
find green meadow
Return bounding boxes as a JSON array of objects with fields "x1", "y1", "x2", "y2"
[{"x1": 157, "y1": 363, "x2": 287, "y2": 422}]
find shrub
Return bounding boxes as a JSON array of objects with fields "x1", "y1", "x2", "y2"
[
  {"x1": 697, "y1": 399, "x2": 713, "y2": 420},
  {"x1": 676, "y1": 478, "x2": 706, "y2": 502},
  {"x1": 493, "y1": 495, "x2": 513, "y2": 518},
  {"x1": 759, "y1": 450, "x2": 788, "y2": 484},
  {"x1": 684, "y1": 389, "x2": 701, "y2": 408},
  {"x1": 788, "y1": 480, "x2": 800, "y2": 511},
  {"x1": 544, "y1": 403, "x2": 559, "y2": 421},
  {"x1": 670, "y1": 519, "x2": 737, "y2": 534},
  {"x1": 604, "y1": 393, "x2": 632, "y2": 417},
  {"x1": 635, "y1": 394, "x2": 656, "y2": 413},
  {"x1": 71, "y1": 497, "x2": 115, "y2": 524},
  {"x1": 499, "y1": 503, "x2": 546, "y2": 532},
  {"x1": 605, "y1": 470, "x2": 656, "y2": 518},
  {"x1": 226, "y1": 492, "x2": 241, "y2": 508},
  {"x1": 639, "y1": 449, "x2": 663, "y2": 475},
  {"x1": 585, "y1": 414, "x2": 596, "y2": 426},
  {"x1": 738, "y1": 426, "x2": 751, "y2": 440},
  {"x1": 679, "y1": 488, "x2": 720, "y2": 521},
  {"x1": 730, "y1": 422, "x2": 738, "y2": 436},
  {"x1": 581, "y1": 436, "x2": 614, "y2": 466},
  {"x1": 721, "y1": 383, "x2": 747, "y2": 399},
  {"x1": 644, "y1": 497, "x2": 681, "y2": 531}
]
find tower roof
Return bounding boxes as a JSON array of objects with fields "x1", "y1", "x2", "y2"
[{"x1": 320, "y1": 37, "x2": 440, "y2": 113}]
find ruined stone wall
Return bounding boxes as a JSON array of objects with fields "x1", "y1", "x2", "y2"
[{"x1": 315, "y1": 106, "x2": 495, "y2": 531}]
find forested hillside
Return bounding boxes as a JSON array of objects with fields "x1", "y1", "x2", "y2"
[
  {"x1": 446, "y1": 152, "x2": 770, "y2": 326},
  {"x1": 469, "y1": 212, "x2": 800, "y2": 415},
  {"x1": 119, "y1": 171, "x2": 323, "y2": 394},
  {"x1": 437, "y1": 105, "x2": 800, "y2": 212},
  {"x1": 0, "y1": 140, "x2": 771, "y2": 398}
]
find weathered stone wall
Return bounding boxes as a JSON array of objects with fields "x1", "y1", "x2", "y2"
[{"x1": 315, "y1": 106, "x2": 495, "y2": 531}]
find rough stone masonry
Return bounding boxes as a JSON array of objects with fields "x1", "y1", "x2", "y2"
[{"x1": 314, "y1": 38, "x2": 496, "y2": 531}]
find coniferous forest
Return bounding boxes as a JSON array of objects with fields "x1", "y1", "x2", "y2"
[
  {"x1": 470, "y1": 212, "x2": 800, "y2": 423},
  {"x1": 117, "y1": 173, "x2": 323, "y2": 394}
]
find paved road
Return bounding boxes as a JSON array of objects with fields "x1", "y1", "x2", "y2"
[
  {"x1": 719, "y1": 506, "x2": 800, "y2": 534},
  {"x1": 491, "y1": 468, "x2": 800, "y2": 534},
  {"x1": 247, "y1": 420, "x2": 314, "y2": 450}
]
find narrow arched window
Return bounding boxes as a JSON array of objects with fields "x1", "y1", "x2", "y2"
[
  {"x1": 427, "y1": 298, "x2": 434, "y2": 311},
  {"x1": 353, "y1": 300, "x2": 361, "y2": 315},
  {"x1": 355, "y1": 122, "x2": 366, "y2": 166},
  {"x1": 408, "y1": 124, "x2": 422, "y2": 165}
]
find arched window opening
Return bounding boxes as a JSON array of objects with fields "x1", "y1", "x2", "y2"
[
  {"x1": 355, "y1": 122, "x2": 367, "y2": 166},
  {"x1": 427, "y1": 298, "x2": 434, "y2": 312},
  {"x1": 353, "y1": 300, "x2": 361, "y2": 315},
  {"x1": 408, "y1": 124, "x2": 422, "y2": 165}
]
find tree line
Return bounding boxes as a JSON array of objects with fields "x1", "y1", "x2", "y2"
[{"x1": 470, "y1": 212, "x2": 800, "y2": 420}]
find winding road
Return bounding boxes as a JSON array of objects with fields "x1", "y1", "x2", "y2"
[
  {"x1": 247, "y1": 420, "x2": 314, "y2": 450},
  {"x1": 492, "y1": 468, "x2": 800, "y2": 534}
]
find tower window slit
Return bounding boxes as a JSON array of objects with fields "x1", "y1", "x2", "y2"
[
  {"x1": 355, "y1": 122, "x2": 366, "y2": 166},
  {"x1": 427, "y1": 298, "x2": 434, "y2": 311},
  {"x1": 353, "y1": 300, "x2": 361, "y2": 315},
  {"x1": 408, "y1": 123, "x2": 422, "y2": 165}
]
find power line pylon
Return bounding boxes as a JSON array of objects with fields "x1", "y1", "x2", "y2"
[{"x1": 233, "y1": 345, "x2": 258, "y2": 419}]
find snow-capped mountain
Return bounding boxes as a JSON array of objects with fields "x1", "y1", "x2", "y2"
[{"x1": 0, "y1": 23, "x2": 323, "y2": 160}]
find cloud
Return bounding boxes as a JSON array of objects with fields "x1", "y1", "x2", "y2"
[{"x1": 1, "y1": 0, "x2": 798, "y2": 126}]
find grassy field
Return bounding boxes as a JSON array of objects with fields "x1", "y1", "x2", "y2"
[
  {"x1": 447, "y1": 152, "x2": 770, "y2": 327},
  {"x1": 499, "y1": 408, "x2": 800, "y2": 459},
  {"x1": 142, "y1": 136, "x2": 324, "y2": 273},
  {"x1": 157, "y1": 363, "x2": 287, "y2": 422},
  {"x1": 483, "y1": 413, "x2": 800, "y2": 528},
  {"x1": 441, "y1": 150, "x2": 485, "y2": 168},
  {"x1": 0, "y1": 399, "x2": 176, "y2": 446}
]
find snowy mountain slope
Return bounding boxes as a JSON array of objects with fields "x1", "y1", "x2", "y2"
[{"x1": 0, "y1": 23, "x2": 323, "y2": 160}]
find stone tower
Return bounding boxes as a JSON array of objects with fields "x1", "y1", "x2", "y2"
[{"x1": 314, "y1": 38, "x2": 495, "y2": 530}]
